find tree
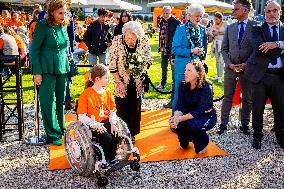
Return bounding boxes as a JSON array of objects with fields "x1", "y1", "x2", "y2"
[
  {"x1": 0, "y1": 2, "x2": 12, "y2": 11},
  {"x1": 70, "y1": 7, "x2": 84, "y2": 21}
]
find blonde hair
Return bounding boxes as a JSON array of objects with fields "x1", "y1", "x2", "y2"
[
  {"x1": 46, "y1": 0, "x2": 69, "y2": 27},
  {"x1": 190, "y1": 59, "x2": 208, "y2": 88}
]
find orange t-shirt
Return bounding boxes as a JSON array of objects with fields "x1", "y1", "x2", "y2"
[
  {"x1": 0, "y1": 38, "x2": 4, "y2": 49},
  {"x1": 78, "y1": 33, "x2": 88, "y2": 50},
  {"x1": 7, "y1": 20, "x2": 23, "y2": 27},
  {"x1": 13, "y1": 34, "x2": 24, "y2": 49},
  {"x1": 0, "y1": 16, "x2": 3, "y2": 25},
  {"x1": 29, "y1": 21, "x2": 37, "y2": 41},
  {"x1": 77, "y1": 87, "x2": 116, "y2": 122},
  {"x1": 85, "y1": 19, "x2": 92, "y2": 26},
  {"x1": 0, "y1": 17, "x2": 11, "y2": 26}
]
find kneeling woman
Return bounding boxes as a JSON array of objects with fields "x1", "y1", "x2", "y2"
[
  {"x1": 77, "y1": 65, "x2": 120, "y2": 163},
  {"x1": 169, "y1": 60, "x2": 217, "y2": 154}
]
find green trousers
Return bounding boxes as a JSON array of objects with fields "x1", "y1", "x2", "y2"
[{"x1": 39, "y1": 74, "x2": 67, "y2": 142}]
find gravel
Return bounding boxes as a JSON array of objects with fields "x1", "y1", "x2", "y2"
[{"x1": 0, "y1": 99, "x2": 283, "y2": 189}]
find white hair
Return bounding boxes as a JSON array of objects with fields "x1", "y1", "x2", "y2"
[
  {"x1": 122, "y1": 21, "x2": 144, "y2": 38},
  {"x1": 163, "y1": 6, "x2": 172, "y2": 12},
  {"x1": 186, "y1": 4, "x2": 205, "y2": 15}
]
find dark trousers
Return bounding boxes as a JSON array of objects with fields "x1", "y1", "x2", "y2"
[
  {"x1": 176, "y1": 114, "x2": 216, "y2": 153},
  {"x1": 252, "y1": 73, "x2": 284, "y2": 142},
  {"x1": 161, "y1": 52, "x2": 174, "y2": 88},
  {"x1": 92, "y1": 120, "x2": 119, "y2": 161},
  {"x1": 115, "y1": 78, "x2": 142, "y2": 136},
  {"x1": 221, "y1": 69, "x2": 252, "y2": 126}
]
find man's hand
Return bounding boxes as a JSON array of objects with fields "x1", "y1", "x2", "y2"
[
  {"x1": 237, "y1": 63, "x2": 246, "y2": 72},
  {"x1": 34, "y1": 74, "x2": 42, "y2": 85},
  {"x1": 259, "y1": 42, "x2": 278, "y2": 53}
]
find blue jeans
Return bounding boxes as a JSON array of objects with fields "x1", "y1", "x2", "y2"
[
  {"x1": 89, "y1": 53, "x2": 107, "y2": 66},
  {"x1": 172, "y1": 73, "x2": 185, "y2": 115},
  {"x1": 65, "y1": 77, "x2": 72, "y2": 103},
  {"x1": 73, "y1": 48, "x2": 87, "y2": 65}
]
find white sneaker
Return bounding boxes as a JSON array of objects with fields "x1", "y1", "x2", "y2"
[
  {"x1": 217, "y1": 77, "x2": 222, "y2": 83},
  {"x1": 212, "y1": 77, "x2": 218, "y2": 80},
  {"x1": 156, "y1": 84, "x2": 165, "y2": 89}
]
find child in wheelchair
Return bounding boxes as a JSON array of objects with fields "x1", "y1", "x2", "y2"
[
  {"x1": 65, "y1": 64, "x2": 140, "y2": 186},
  {"x1": 77, "y1": 64, "x2": 120, "y2": 164}
]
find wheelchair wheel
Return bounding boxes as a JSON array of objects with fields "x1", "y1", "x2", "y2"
[
  {"x1": 130, "y1": 160, "x2": 140, "y2": 172},
  {"x1": 65, "y1": 121, "x2": 96, "y2": 177},
  {"x1": 115, "y1": 117, "x2": 132, "y2": 161},
  {"x1": 97, "y1": 175, "x2": 108, "y2": 187}
]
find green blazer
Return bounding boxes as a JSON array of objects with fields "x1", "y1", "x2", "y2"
[{"x1": 31, "y1": 19, "x2": 70, "y2": 75}]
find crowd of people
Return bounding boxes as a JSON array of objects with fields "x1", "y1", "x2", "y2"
[{"x1": 0, "y1": 0, "x2": 283, "y2": 162}]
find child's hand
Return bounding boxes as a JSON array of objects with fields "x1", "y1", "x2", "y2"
[
  {"x1": 111, "y1": 124, "x2": 120, "y2": 137},
  {"x1": 97, "y1": 125, "x2": 107, "y2": 134}
]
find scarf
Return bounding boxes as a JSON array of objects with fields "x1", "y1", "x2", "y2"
[{"x1": 185, "y1": 21, "x2": 203, "y2": 59}]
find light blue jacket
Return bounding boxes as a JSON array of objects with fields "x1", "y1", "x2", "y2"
[{"x1": 172, "y1": 23, "x2": 207, "y2": 74}]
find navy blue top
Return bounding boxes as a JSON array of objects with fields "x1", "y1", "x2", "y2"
[{"x1": 176, "y1": 82, "x2": 216, "y2": 119}]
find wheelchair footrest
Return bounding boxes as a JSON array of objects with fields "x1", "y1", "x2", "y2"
[{"x1": 106, "y1": 159, "x2": 130, "y2": 174}]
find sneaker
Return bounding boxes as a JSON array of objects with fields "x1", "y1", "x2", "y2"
[
  {"x1": 52, "y1": 139, "x2": 62, "y2": 146},
  {"x1": 163, "y1": 101, "x2": 172, "y2": 109},
  {"x1": 217, "y1": 77, "x2": 222, "y2": 83},
  {"x1": 156, "y1": 84, "x2": 165, "y2": 90},
  {"x1": 109, "y1": 158, "x2": 119, "y2": 166},
  {"x1": 212, "y1": 77, "x2": 218, "y2": 80}
]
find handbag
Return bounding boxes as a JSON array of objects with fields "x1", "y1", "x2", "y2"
[{"x1": 67, "y1": 58, "x2": 79, "y2": 77}]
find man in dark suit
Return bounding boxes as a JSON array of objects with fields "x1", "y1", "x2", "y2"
[
  {"x1": 245, "y1": 0, "x2": 284, "y2": 149},
  {"x1": 157, "y1": 6, "x2": 181, "y2": 109},
  {"x1": 218, "y1": 0, "x2": 257, "y2": 135}
]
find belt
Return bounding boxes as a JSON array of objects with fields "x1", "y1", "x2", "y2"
[{"x1": 266, "y1": 68, "x2": 283, "y2": 75}]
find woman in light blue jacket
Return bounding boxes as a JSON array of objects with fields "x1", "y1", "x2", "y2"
[{"x1": 171, "y1": 4, "x2": 207, "y2": 120}]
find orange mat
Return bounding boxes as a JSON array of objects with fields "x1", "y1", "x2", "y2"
[{"x1": 49, "y1": 111, "x2": 227, "y2": 170}]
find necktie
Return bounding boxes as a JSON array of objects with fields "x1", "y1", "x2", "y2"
[
  {"x1": 271, "y1": 25, "x2": 278, "y2": 65},
  {"x1": 238, "y1": 22, "x2": 244, "y2": 46}
]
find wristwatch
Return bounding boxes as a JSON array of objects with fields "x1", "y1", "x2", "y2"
[{"x1": 275, "y1": 41, "x2": 280, "y2": 48}]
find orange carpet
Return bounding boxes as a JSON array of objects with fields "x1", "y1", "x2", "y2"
[{"x1": 49, "y1": 110, "x2": 227, "y2": 170}]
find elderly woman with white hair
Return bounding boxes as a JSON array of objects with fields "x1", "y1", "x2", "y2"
[
  {"x1": 171, "y1": 4, "x2": 208, "y2": 128},
  {"x1": 109, "y1": 21, "x2": 152, "y2": 141}
]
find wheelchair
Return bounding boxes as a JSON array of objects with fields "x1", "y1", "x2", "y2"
[{"x1": 64, "y1": 117, "x2": 140, "y2": 187}]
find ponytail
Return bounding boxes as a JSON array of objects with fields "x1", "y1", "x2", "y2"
[{"x1": 85, "y1": 79, "x2": 94, "y2": 89}]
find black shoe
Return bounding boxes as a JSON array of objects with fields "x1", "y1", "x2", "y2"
[
  {"x1": 170, "y1": 127, "x2": 177, "y2": 133},
  {"x1": 131, "y1": 136, "x2": 135, "y2": 144},
  {"x1": 252, "y1": 139, "x2": 261, "y2": 149},
  {"x1": 277, "y1": 139, "x2": 284, "y2": 149},
  {"x1": 240, "y1": 125, "x2": 250, "y2": 135},
  {"x1": 163, "y1": 101, "x2": 172, "y2": 109},
  {"x1": 217, "y1": 124, "x2": 227, "y2": 135}
]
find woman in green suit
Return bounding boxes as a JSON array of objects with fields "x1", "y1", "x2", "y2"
[{"x1": 31, "y1": 0, "x2": 70, "y2": 146}]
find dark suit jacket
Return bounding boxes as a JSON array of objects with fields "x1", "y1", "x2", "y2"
[
  {"x1": 221, "y1": 19, "x2": 258, "y2": 69},
  {"x1": 245, "y1": 22, "x2": 284, "y2": 83}
]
